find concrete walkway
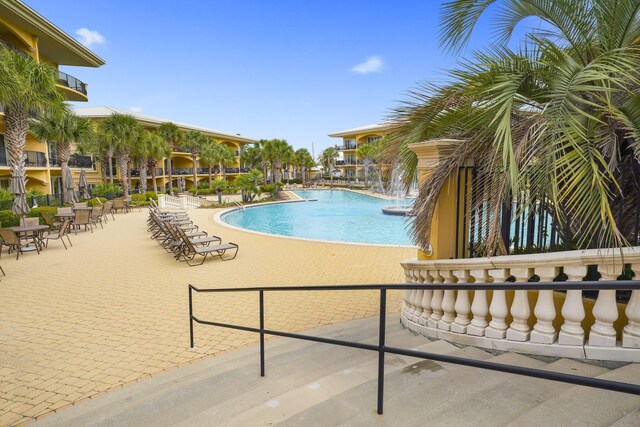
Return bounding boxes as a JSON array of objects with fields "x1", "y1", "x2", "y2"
[{"x1": 0, "y1": 207, "x2": 413, "y2": 425}]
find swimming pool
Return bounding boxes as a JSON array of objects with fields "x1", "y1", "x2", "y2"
[{"x1": 221, "y1": 190, "x2": 415, "y2": 246}]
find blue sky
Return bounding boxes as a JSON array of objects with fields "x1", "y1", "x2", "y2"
[{"x1": 26, "y1": 0, "x2": 512, "y2": 155}]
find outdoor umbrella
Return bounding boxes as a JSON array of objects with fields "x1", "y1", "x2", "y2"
[
  {"x1": 10, "y1": 174, "x2": 29, "y2": 217},
  {"x1": 63, "y1": 167, "x2": 78, "y2": 205},
  {"x1": 78, "y1": 169, "x2": 90, "y2": 200}
]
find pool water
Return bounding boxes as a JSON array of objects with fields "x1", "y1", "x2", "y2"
[{"x1": 221, "y1": 190, "x2": 414, "y2": 246}]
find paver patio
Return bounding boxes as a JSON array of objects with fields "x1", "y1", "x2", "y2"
[{"x1": 0, "y1": 206, "x2": 414, "y2": 425}]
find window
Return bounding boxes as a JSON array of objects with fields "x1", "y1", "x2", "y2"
[
  {"x1": 367, "y1": 136, "x2": 381, "y2": 144},
  {"x1": 0, "y1": 134, "x2": 6, "y2": 166}
]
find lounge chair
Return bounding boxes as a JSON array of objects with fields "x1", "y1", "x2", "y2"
[
  {"x1": 166, "y1": 224, "x2": 221, "y2": 259},
  {"x1": 0, "y1": 228, "x2": 39, "y2": 259},
  {"x1": 44, "y1": 219, "x2": 72, "y2": 249},
  {"x1": 175, "y1": 227, "x2": 238, "y2": 266}
]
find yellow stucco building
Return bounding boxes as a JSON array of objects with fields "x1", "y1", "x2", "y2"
[
  {"x1": 74, "y1": 106, "x2": 257, "y2": 192},
  {"x1": 328, "y1": 122, "x2": 399, "y2": 178},
  {"x1": 0, "y1": 0, "x2": 105, "y2": 195}
]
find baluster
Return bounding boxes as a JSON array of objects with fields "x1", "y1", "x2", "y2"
[
  {"x1": 419, "y1": 270, "x2": 433, "y2": 326},
  {"x1": 407, "y1": 270, "x2": 418, "y2": 319},
  {"x1": 623, "y1": 263, "x2": 640, "y2": 348},
  {"x1": 451, "y1": 269, "x2": 471, "y2": 334},
  {"x1": 485, "y1": 268, "x2": 510, "y2": 339},
  {"x1": 438, "y1": 270, "x2": 457, "y2": 331},
  {"x1": 467, "y1": 269, "x2": 490, "y2": 336},
  {"x1": 402, "y1": 269, "x2": 412, "y2": 319},
  {"x1": 428, "y1": 272, "x2": 444, "y2": 328},
  {"x1": 530, "y1": 266, "x2": 560, "y2": 344},
  {"x1": 589, "y1": 265, "x2": 620, "y2": 347},
  {"x1": 559, "y1": 265, "x2": 587, "y2": 345},
  {"x1": 507, "y1": 268, "x2": 533, "y2": 341},
  {"x1": 411, "y1": 271, "x2": 425, "y2": 323}
]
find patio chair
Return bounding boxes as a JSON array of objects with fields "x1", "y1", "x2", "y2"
[
  {"x1": 73, "y1": 202, "x2": 88, "y2": 209},
  {"x1": 57, "y1": 207, "x2": 73, "y2": 216},
  {"x1": 73, "y1": 210, "x2": 92, "y2": 234},
  {"x1": 0, "y1": 228, "x2": 39, "y2": 259},
  {"x1": 128, "y1": 196, "x2": 143, "y2": 212},
  {"x1": 113, "y1": 198, "x2": 127, "y2": 214},
  {"x1": 20, "y1": 217, "x2": 39, "y2": 227},
  {"x1": 41, "y1": 211, "x2": 60, "y2": 230},
  {"x1": 103, "y1": 202, "x2": 115, "y2": 221},
  {"x1": 44, "y1": 219, "x2": 72, "y2": 250},
  {"x1": 89, "y1": 206, "x2": 104, "y2": 229},
  {"x1": 175, "y1": 227, "x2": 238, "y2": 266}
]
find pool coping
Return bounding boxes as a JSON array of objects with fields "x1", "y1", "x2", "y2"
[{"x1": 211, "y1": 196, "x2": 417, "y2": 249}]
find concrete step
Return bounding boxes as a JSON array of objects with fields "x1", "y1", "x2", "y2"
[
  {"x1": 423, "y1": 357, "x2": 609, "y2": 427},
  {"x1": 611, "y1": 407, "x2": 640, "y2": 426},
  {"x1": 506, "y1": 363, "x2": 640, "y2": 427},
  {"x1": 278, "y1": 344, "x2": 494, "y2": 427},
  {"x1": 34, "y1": 315, "x2": 421, "y2": 427},
  {"x1": 334, "y1": 351, "x2": 548, "y2": 427},
  {"x1": 217, "y1": 340, "x2": 460, "y2": 427}
]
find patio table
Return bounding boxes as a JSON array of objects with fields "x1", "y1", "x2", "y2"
[{"x1": 8, "y1": 224, "x2": 49, "y2": 251}]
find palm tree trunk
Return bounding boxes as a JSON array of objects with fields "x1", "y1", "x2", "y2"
[
  {"x1": 208, "y1": 166, "x2": 213, "y2": 188},
  {"x1": 364, "y1": 164, "x2": 369, "y2": 187},
  {"x1": 139, "y1": 160, "x2": 148, "y2": 194},
  {"x1": 149, "y1": 160, "x2": 158, "y2": 194},
  {"x1": 192, "y1": 154, "x2": 198, "y2": 189},
  {"x1": 108, "y1": 148, "x2": 114, "y2": 185},
  {"x1": 262, "y1": 163, "x2": 268, "y2": 185},
  {"x1": 167, "y1": 155, "x2": 173, "y2": 194},
  {"x1": 4, "y1": 107, "x2": 28, "y2": 199},
  {"x1": 117, "y1": 151, "x2": 130, "y2": 197},
  {"x1": 100, "y1": 155, "x2": 108, "y2": 184}
]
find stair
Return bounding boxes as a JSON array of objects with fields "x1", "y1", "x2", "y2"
[{"x1": 34, "y1": 315, "x2": 640, "y2": 427}]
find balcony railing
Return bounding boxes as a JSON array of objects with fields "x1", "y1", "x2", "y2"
[
  {"x1": 342, "y1": 143, "x2": 357, "y2": 150},
  {"x1": 25, "y1": 151, "x2": 47, "y2": 167},
  {"x1": 57, "y1": 71, "x2": 87, "y2": 96},
  {"x1": 49, "y1": 154, "x2": 94, "y2": 169},
  {"x1": 173, "y1": 168, "x2": 193, "y2": 175},
  {"x1": 224, "y1": 168, "x2": 240, "y2": 174}
]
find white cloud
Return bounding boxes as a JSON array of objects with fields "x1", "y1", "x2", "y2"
[
  {"x1": 130, "y1": 106, "x2": 143, "y2": 112},
  {"x1": 350, "y1": 56, "x2": 384, "y2": 74},
  {"x1": 75, "y1": 28, "x2": 105, "y2": 48}
]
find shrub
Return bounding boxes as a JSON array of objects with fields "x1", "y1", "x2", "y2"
[
  {"x1": 131, "y1": 193, "x2": 146, "y2": 203},
  {"x1": 145, "y1": 191, "x2": 158, "y2": 201},
  {"x1": 0, "y1": 210, "x2": 19, "y2": 227},
  {"x1": 26, "y1": 188, "x2": 45, "y2": 197},
  {"x1": 197, "y1": 181, "x2": 210, "y2": 189},
  {"x1": 87, "y1": 197, "x2": 107, "y2": 207},
  {"x1": 26, "y1": 206, "x2": 58, "y2": 224},
  {"x1": 92, "y1": 183, "x2": 123, "y2": 198},
  {"x1": 0, "y1": 188, "x2": 12, "y2": 201}
]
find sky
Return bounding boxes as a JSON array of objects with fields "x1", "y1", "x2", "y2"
[{"x1": 25, "y1": 0, "x2": 516, "y2": 156}]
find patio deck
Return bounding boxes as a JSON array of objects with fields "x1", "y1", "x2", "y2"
[{"x1": 0, "y1": 208, "x2": 413, "y2": 425}]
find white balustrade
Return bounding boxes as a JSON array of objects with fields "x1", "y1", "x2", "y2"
[
  {"x1": 451, "y1": 269, "x2": 471, "y2": 334},
  {"x1": 486, "y1": 268, "x2": 510, "y2": 339},
  {"x1": 467, "y1": 268, "x2": 490, "y2": 336},
  {"x1": 400, "y1": 248, "x2": 640, "y2": 361},
  {"x1": 506, "y1": 268, "x2": 533, "y2": 342}
]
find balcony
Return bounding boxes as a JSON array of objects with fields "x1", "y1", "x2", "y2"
[
  {"x1": 342, "y1": 143, "x2": 357, "y2": 151},
  {"x1": 56, "y1": 71, "x2": 87, "y2": 96},
  {"x1": 49, "y1": 154, "x2": 94, "y2": 169},
  {"x1": 131, "y1": 168, "x2": 164, "y2": 177},
  {"x1": 25, "y1": 151, "x2": 47, "y2": 167},
  {"x1": 335, "y1": 160, "x2": 345, "y2": 166},
  {"x1": 225, "y1": 168, "x2": 240, "y2": 174},
  {"x1": 173, "y1": 168, "x2": 193, "y2": 175}
]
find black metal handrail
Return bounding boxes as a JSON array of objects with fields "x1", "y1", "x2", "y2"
[{"x1": 189, "y1": 281, "x2": 640, "y2": 415}]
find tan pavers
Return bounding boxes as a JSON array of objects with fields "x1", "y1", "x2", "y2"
[{"x1": 0, "y1": 207, "x2": 414, "y2": 424}]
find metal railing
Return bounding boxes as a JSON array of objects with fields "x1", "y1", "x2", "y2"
[
  {"x1": 56, "y1": 70, "x2": 87, "y2": 96},
  {"x1": 224, "y1": 197, "x2": 243, "y2": 209},
  {"x1": 189, "y1": 281, "x2": 640, "y2": 415}
]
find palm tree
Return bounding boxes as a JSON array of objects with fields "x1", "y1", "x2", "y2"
[
  {"x1": 98, "y1": 114, "x2": 142, "y2": 197},
  {"x1": 262, "y1": 139, "x2": 293, "y2": 183},
  {"x1": 158, "y1": 122, "x2": 184, "y2": 195},
  {"x1": 385, "y1": 0, "x2": 640, "y2": 252},
  {"x1": 218, "y1": 144, "x2": 236, "y2": 180},
  {"x1": 199, "y1": 140, "x2": 219, "y2": 188},
  {"x1": 183, "y1": 130, "x2": 208, "y2": 189},
  {"x1": 320, "y1": 146, "x2": 339, "y2": 186},
  {"x1": 0, "y1": 47, "x2": 61, "y2": 198},
  {"x1": 356, "y1": 141, "x2": 379, "y2": 187},
  {"x1": 295, "y1": 148, "x2": 314, "y2": 185},
  {"x1": 130, "y1": 129, "x2": 152, "y2": 194},
  {"x1": 241, "y1": 144, "x2": 262, "y2": 170},
  {"x1": 30, "y1": 104, "x2": 94, "y2": 192},
  {"x1": 146, "y1": 132, "x2": 171, "y2": 194}
]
